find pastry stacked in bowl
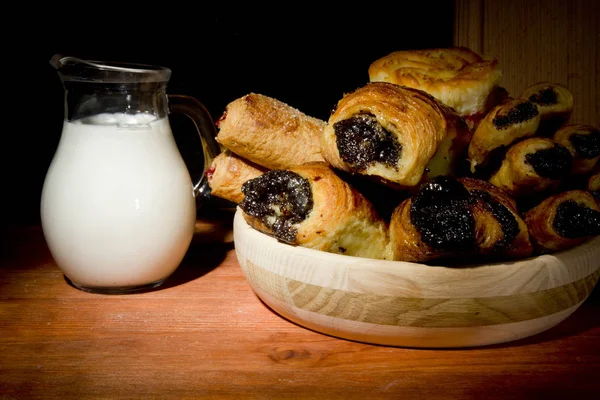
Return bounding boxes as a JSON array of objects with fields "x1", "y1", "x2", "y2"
[{"x1": 208, "y1": 46, "x2": 600, "y2": 266}]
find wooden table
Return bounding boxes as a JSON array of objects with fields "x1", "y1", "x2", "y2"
[{"x1": 2, "y1": 216, "x2": 600, "y2": 399}]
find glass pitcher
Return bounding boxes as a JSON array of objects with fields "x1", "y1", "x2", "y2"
[{"x1": 41, "y1": 55, "x2": 221, "y2": 294}]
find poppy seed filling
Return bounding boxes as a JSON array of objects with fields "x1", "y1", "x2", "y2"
[
  {"x1": 529, "y1": 87, "x2": 558, "y2": 106},
  {"x1": 334, "y1": 113, "x2": 401, "y2": 171},
  {"x1": 554, "y1": 200, "x2": 600, "y2": 238},
  {"x1": 411, "y1": 177, "x2": 521, "y2": 252},
  {"x1": 410, "y1": 176, "x2": 476, "y2": 251},
  {"x1": 493, "y1": 101, "x2": 539, "y2": 130},
  {"x1": 569, "y1": 130, "x2": 600, "y2": 159},
  {"x1": 525, "y1": 144, "x2": 573, "y2": 180},
  {"x1": 240, "y1": 170, "x2": 313, "y2": 244}
]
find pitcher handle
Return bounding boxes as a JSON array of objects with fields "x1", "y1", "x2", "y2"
[{"x1": 167, "y1": 94, "x2": 221, "y2": 207}]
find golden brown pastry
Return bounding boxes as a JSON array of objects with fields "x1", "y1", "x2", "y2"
[
  {"x1": 588, "y1": 171, "x2": 600, "y2": 198},
  {"x1": 460, "y1": 177, "x2": 533, "y2": 259},
  {"x1": 238, "y1": 162, "x2": 390, "y2": 259},
  {"x1": 387, "y1": 175, "x2": 532, "y2": 264},
  {"x1": 207, "y1": 149, "x2": 268, "y2": 204},
  {"x1": 489, "y1": 137, "x2": 573, "y2": 198},
  {"x1": 368, "y1": 47, "x2": 502, "y2": 123},
  {"x1": 468, "y1": 98, "x2": 540, "y2": 174},
  {"x1": 215, "y1": 93, "x2": 326, "y2": 169},
  {"x1": 552, "y1": 124, "x2": 600, "y2": 175},
  {"x1": 520, "y1": 82, "x2": 573, "y2": 136},
  {"x1": 524, "y1": 190, "x2": 600, "y2": 253},
  {"x1": 320, "y1": 82, "x2": 471, "y2": 189},
  {"x1": 588, "y1": 172, "x2": 600, "y2": 209}
]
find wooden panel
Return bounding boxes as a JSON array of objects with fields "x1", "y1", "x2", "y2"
[
  {"x1": 453, "y1": 0, "x2": 485, "y2": 54},
  {"x1": 454, "y1": 0, "x2": 599, "y2": 126}
]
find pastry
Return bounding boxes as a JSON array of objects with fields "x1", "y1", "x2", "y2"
[
  {"x1": 238, "y1": 162, "x2": 390, "y2": 259},
  {"x1": 320, "y1": 82, "x2": 471, "y2": 189},
  {"x1": 587, "y1": 171, "x2": 600, "y2": 205},
  {"x1": 552, "y1": 124, "x2": 600, "y2": 175},
  {"x1": 387, "y1": 175, "x2": 532, "y2": 264},
  {"x1": 489, "y1": 137, "x2": 572, "y2": 198},
  {"x1": 368, "y1": 47, "x2": 502, "y2": 126},
  {"x1": 520, "y1": 82, "x2": 573, "y2": 136},
  {"x1": 468, "y1": 98, "x2": 540, "y2": 174},
  {"x1": 215, "y1": 93, "x2": 326, "y2": 169},
  {"x1": 207, "y1": 149, "x2": 268, "y2": 204},
  {"x1": 524, "y1": 190, "x2": 600, "y2": 253}
]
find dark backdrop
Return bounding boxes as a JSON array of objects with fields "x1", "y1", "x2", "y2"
[{"x1": 3, "y1": 4, "x2": 454, "y2": 226}]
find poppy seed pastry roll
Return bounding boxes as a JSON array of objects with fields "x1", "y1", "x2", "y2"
[
  {"x1": 588, "y1": 172, "x2": 600, "y2": 205},
  {"x1": 459, "y1": 177, "x2": 533, "y2": 259},
  {"x1": 320, "y1": 82, "x2": 471, "y2": 189},
  {"x1": 368, "y1": 47, "x2": 502, "y2": 121},
  {"x1": 552, "y1": 124, "x2": 600, "y2": 175},
  {"x1": 238, "y1": 162, "x2": 390, "y2": 259},
  {"x1": 215, "y1": 93, "x2": 326, "y2": 169},
  {"x1": 520, "y1": 82, "x2": 573, "y2": 136},
  {"x1": 207, "y1": 149, "x2": 268, "y2": 204},
  {"x1": 468, "y1": 98, "x2": 540, "y2": 173},
  {"x1": 489, "y1": 137, "x2": 573, "y2": 198},
  {"x1": 524, "y1": 190, "x2": 600, "y2": 253},
  {"x1": 388, "y1": 175, "x2": 532, "y2": 264}
]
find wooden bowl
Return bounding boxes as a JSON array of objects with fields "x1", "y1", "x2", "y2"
[{"x1": 233, "y1": 209, "x2": 600, "y2": 348}]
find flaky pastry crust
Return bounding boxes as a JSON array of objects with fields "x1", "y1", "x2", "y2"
[
  {"x1": 207, "y1": 149, "x2": 267, "y2": 204},
  {"x1": 468, "y1": 98, "x2": 540, "y2": 173},
  {"x1": 520, "y1": 82, "x2": 573, "y2": 136},
  {"x1": 588, "y1": 171, "x2": 600, "y2": 206},
  {"x1": 368, "y1": 47, "x2": 502, "y2": 118},
  {"x1": 459, "y1": 177, "x2": 533, "y2": 260},
  {"x1": 552, "y1": 124, "x2": 600, "y2": 175},
  {"x1": 387, "y1": 176, "x2": 532, "y2": 263},
  {"x1": 240, "y1": 162, "x2": 390, "y2": 260},
  {"x1": 489, "y1": 137, "x2": 571, "y2": 198},
  {"x1": 216, "y1": 93, "x2": 326, "y2": 169},
  {"x1": 320, "y1": 82, "x2": 471, "y2": 188},
  {"x1": 524, "y1": 190, "x2": 600, "y2": 253}
]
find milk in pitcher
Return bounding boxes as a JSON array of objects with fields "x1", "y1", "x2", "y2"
[{"x1": 41, "y1": 113, "x2": 196, "y2": 290}]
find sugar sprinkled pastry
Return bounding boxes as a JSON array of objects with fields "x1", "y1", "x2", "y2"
[
  {"x1": 207, "y1": 149, "x2": 268, "y2": 204},
  {"x1": 215, "y1": 93, "x2": 326, "y2": 170}
]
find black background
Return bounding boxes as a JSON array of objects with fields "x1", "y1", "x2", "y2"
[{"x1": 3, "y1": 4, "x2": 454, "y2": 226}]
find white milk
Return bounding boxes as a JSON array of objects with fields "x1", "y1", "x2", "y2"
[{"x1": 41, "y1": 113, "x2": 196, "y2": 289}]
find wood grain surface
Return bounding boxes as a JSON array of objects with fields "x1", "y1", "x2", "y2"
[
  {"x1": 245, "y1": 259, "x2": 599, "y2": 327},
  {"x1": 454, "y1": 0, "x2": 599, "y2": 126},
  {"x1": 1, "y1": 222, "x2": 600, "y2": 399},
  {"x1": 234, "y1": 210, "x2": 600, "y2": 348}
]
